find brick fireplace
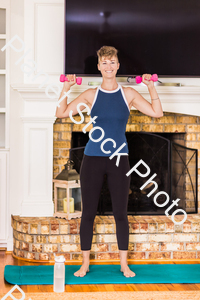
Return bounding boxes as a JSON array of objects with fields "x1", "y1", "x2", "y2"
[
  {"x1": 53, "y1": 110, "x2": 200, "y2": 212},
  {"x1": 11, "y1": 105, "x2": 200, "y2": 261}
]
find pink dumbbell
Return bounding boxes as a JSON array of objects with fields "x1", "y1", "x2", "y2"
[
  {"x1": 60, "y1": 74, "x2": 82, "y2": 85},
  {"x1": 135, "y1": 74, "x2": 158, "y2": 84}
]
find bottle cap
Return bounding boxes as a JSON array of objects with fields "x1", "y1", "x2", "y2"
[{"x1": 54, "y1": 255, "x2": 65, "y2": 263}]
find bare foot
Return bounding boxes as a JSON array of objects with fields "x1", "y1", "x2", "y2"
[
  {"x1": 74, "y1": 264, "x2": 90, "y2": 277},
  {"x1": 120, "y1": 265, "x2": 136, "y2": 278}
]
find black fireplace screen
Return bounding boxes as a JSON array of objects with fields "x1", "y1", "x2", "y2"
[
  {"x1": 171, "y1": 142, "x2": 198, "y2": 214},
  {"x1": 69, "y1": 132, "x2": 198, "y2": 215}
]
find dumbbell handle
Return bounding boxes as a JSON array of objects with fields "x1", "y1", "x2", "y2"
[
  {"x1": 135, "y1": 74, "x2": 158, "y2": 84},
  {"x1": 60, "y1": 74, "x2": 82, "y2": 85}
]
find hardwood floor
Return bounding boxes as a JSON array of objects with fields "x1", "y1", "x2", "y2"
[{"x1": 1, "y1": 251, "x2": 200, "y2": 294}]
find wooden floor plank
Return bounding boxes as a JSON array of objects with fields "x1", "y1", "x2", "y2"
[
  {"x1": 193, "y1": 284, "x2": 200, "y2": 290},
  {"x1": 102, "y1": 284, "x2": 114, "y2": 292},
  {"x1": 68, "y1": 284, "x2": 83, "y2": 292},
  {"x1": 1, "y1": 252, "x2": 200, "y2": 294},
  {"x1": 155, "y1": 284, "x2": 170, "y2": 291}
]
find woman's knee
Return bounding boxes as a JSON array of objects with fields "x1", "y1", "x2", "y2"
[
  {"x1": 81, "y1": 211, "x2": 96, "y2": 223},
  {"x1": 113, "y1": 211, "x2": 128, "y2": 223}
]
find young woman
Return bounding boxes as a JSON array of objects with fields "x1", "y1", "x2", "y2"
[{"x1": 56, "y1": 46, "x2": 163, "y2": 278}]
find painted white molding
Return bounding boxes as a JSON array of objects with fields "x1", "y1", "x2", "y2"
[
  {"x1": 12, "y1": 83, "x2": 200, "y2": 116},
  {"x1": 21, "y1": 202, "x2": 54, "y2": 217},
  {"x1": 0, "y1": 0, "x2": 11, "y2": 249},
  {"x1": 34, "y1": 3, "x2": 64, "y2": 75},
  {"x1": 20, "y1": 121, "x2": 54, "y2": 217},
  {"x1": 6, "y1": 233, "x2": 13, "y2": 252},
  {"x1": 11, "y1": 83, "x2": 57, "y2": 217},
  {"x1": 21, "y1": 116, "x2": 57, "y2": 123},
  {"x1": 24, "y1": 0, "x2": 64, "y2": 84},
  {"x1": 12, "y1": 84, "x2": 58, "y2": 117},
  {"x1": 0, "y1": 152, "x2": 7, "y2": 241}
]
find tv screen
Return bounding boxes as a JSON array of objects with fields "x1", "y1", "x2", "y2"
[{"x1": 65, "y1": 0, "x2": 200, "y2": 77}]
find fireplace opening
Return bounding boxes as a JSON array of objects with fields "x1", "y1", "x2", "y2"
[{"x1": 70, "y1": 132, "x2": 198, "y2": 215}]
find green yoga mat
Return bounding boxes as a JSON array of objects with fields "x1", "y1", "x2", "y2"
[{"x1": 4, "y1": 264, "x2": 200, "y2": 285}]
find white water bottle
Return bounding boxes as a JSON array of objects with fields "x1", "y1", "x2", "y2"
[{"x1": 53, "y1": 255, "x2": 65, "y2": 293}]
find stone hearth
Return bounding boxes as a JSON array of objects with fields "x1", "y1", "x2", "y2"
[{"x1": 12, "y1": 214, "x2": 200, "y2": 262}]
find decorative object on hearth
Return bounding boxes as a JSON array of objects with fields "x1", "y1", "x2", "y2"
[{"x1": 53, "y1": 160, "x2": 82, "y2": 220}]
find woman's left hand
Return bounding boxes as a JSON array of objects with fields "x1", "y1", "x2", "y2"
[{"x1": 142, "y1": 74, "x2": 154, "y2": 88}]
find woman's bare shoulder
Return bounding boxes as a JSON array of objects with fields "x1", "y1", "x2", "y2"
[
  {"x1": 84, "y1": 87, "x2": 98, "y2": 107},
  {"x1": 85, "y1": 87, "x2": 98, "y2": 95},
  {"x1": 122, "y1": 85, "x2": 136, "y2": 94},
  {"x1": 121, "y1": 86, "x2": 136, "y2": 104}
]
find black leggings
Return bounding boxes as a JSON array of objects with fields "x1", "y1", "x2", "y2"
[{"x1": 79, "y1": 154, "x2": 131, "y2": 251}]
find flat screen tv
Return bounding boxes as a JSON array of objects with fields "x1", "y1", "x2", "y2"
[{"x1": 65, "y1": 0, "x2": 200, "y2": 77}]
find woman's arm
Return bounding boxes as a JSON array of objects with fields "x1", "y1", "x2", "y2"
[
  {"x1": 126, "y1": 74, "x2": 163, "y2": 118},
  {"x1": 55, "y1": 74, "x2": 94, "y2": 119}
]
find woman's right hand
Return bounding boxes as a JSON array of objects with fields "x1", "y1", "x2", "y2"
[{"x1": 63, "y1": 74, "x2": 77, "y2": 89}]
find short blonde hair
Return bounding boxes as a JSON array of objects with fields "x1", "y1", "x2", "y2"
[{"x1": 97, "y1": 46, "x2": 118, "y2": 63}]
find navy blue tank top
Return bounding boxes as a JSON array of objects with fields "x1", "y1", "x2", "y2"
[{"x1": 84, "y1": 84, "x2": 130, "y2": 156}]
